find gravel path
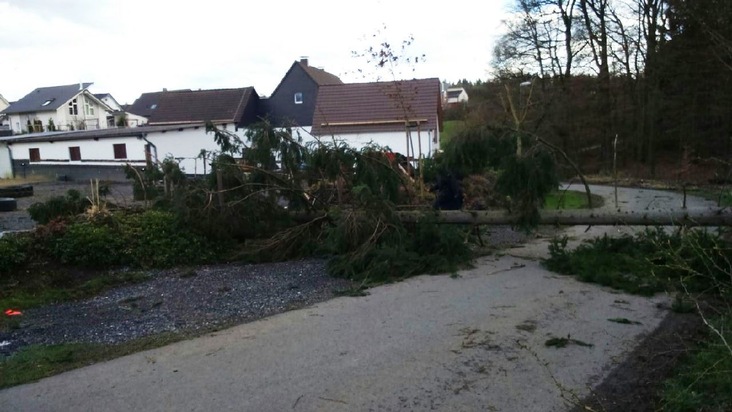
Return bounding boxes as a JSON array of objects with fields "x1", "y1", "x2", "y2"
[{"x1": 1, "y1": 260, "x2": 354, "y2": 356}]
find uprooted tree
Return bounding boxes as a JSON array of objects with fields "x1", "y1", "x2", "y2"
[{"x1": 114, "y1": 118, "x2": 563, "y2": 282}]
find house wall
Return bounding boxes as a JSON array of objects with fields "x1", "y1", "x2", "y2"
[
  {"x1": 265, "y1": 65, "x2": 319, "y2": 127},
  {"x1": 9, "y1": 160, "x2": 130, "y2": 181},
  {"x1": 7, "y1": 135, "x2": 143, "y2": 161},
  {"x1": 3, "y1": 135, "x2": 146, "y2": 181},
  {"x1": 305, "y1": 128, "x2": 439, "y2": 158},
  {"x1": 146, "y1": 124, "x2": 248, "y2": 175}
]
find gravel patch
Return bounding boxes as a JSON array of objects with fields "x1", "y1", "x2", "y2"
[{"x1": 1, "y1": 260, "x2": 354, "y2": 356}]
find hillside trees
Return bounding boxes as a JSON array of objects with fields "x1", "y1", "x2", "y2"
[{"x1": 489, "y1": 0, "x2": 732, "y2": 176}]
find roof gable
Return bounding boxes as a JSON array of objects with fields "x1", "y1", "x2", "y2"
[
  {"x1": 2, "y1": 83, "x2": 93, "y2": 114},
  {"x1": 299, "y1": 62, "x2": 343, "y2": 86},
  {"x1": 147, "y1": 88, "x2": 257, "y2": 125},
  {"x1": 269, "y1": 60, "x2": 342, "y2": 98},
  {"x1": 311, "y1": 78, "x2": 441, "y2": 135}
]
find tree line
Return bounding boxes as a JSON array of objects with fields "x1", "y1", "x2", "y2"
[{"x1": 450, "y1": 0, "x2": 732, "y2": 178}]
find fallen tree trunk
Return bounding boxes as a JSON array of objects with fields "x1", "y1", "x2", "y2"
[
  {"x1": 396, "y1": 208, "x2": 732, "y2": 226},
  {"x1": 293, "y1": 208, "x2": 732, "y2": 226}
]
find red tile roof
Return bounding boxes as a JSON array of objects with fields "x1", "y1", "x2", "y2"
[
  {"x1": 311, "y1": 78, "x2": 441, "y2": 135},
  {"x1": 299, "y1": 62, "x2": 343, "y2": 86},
  {"x1": 147, "y1": 88, "x2": 255, "y2": 125}
]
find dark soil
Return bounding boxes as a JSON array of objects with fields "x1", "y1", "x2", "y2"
[{"x1": 572, "y1": 310, "x2": 706, "y2": 412}]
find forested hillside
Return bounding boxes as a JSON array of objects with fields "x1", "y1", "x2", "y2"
[{"x1": 447, "y1": 0, "x2": 732, "y2": 180}]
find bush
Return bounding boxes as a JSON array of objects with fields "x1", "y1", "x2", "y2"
[
  {"x1": 0, "y1": 234, "x2": 30, "y2": 273},
  {"x1": 544, "y1": 228, "x2": 732, "y2": 296},
  {"x1": 28, "y1": 189, "x2": 88, "y2": 224},
  {"x1": 49, "y1": 210, "x2": 218, "y2": 269},
  {"x1": 52, "y1": 223, "x2": 126, "y2": 268},
  {"x1": 119, "y1": 210, "x2": 217, "y2": 268}
]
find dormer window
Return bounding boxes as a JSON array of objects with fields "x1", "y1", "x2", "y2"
[
  {"x1": 150, "y1": 104, "x2": 157, "y2": 110},
  {"x1": 41, "y1": 98, "x2": 55, "y2": 107},
  {"x1": 68, "y1": 98, "x2": 78, "y2": 115},
  {"x1": 294, "y1": 92, "x2": 303, "y2": 104}
]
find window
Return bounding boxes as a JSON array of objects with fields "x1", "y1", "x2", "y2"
[
  {"x1": 294, "y1": 92, "x2": 303, "y2": 104},
  {"x1": 150, "y1": 104, "x2": 157, "y2": 110},
  {"x1": 113, "y1": 143, "x2": 127, "y2": 159},
  {"x1": 42, "y1": 98, "x2": 55, "y2": 107},
  {"x1": 69, "y1": 98, "x2": 78, "y2": 115},
  {"x1": 32, "y1": 119, "x2": 43, "y2": 133},
  {"x1": 84, "y1": 99, "x2": 94, "y2": 116},
  {"x1": 29, "y1": 148, "x2": 41, "y2": 162},
  {"x1": 69, "y1": 146, "x2": 81, "y2": 161}
]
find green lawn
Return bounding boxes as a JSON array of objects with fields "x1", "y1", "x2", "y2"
[
  {"x1": 441, "y1": 120, "x2": 465, "y2": 147},
  {"x1": 0, "y1": 334, "x2": 184, "y2": 389},
  {"x1": 689, "y1": 188, "x2": 732, "y2": 207},
  {"x1": 543, "y1": 190, "x2": 604, "y2": 209}
]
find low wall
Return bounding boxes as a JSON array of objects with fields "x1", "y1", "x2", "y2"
[{"x1": 11, "y1": 161, "x2": 130, "y2": 182}]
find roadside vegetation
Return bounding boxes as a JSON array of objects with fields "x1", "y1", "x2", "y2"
[{"x1": 545, "y1": 228, "x2": 732, "y2": 410}]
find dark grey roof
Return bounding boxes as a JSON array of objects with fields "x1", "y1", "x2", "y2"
[
  {"x1": 0, "y1": 124, "x2": 206, "y2": 144},
  {"x1": 1, "y1": 83, "x2": 93, "y2": 114},
  {"x1": 147, "y1": 88, "x2": 256, "y2": 125},
  {"x1": 125, "y1": 92, "x2": 161, "y2": 118}
]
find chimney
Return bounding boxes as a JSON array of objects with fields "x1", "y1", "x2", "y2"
[{"x1": 300, "y1": 56, "x2": 309, "y2": 66}]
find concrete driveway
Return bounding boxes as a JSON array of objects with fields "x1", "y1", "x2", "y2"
[{"x1": 0, "y1": 185, "x2": 717, "y2": 411}]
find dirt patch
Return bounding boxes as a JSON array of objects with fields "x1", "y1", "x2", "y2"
[{"x1": 572, "y1": 311, "x2": 706, "y2": 412}]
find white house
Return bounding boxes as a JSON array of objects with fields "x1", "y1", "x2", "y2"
[
  {"x1": 310, "y1": 78, "x2": 443, "y2": 159},
  {"x1": 445, "y1": 87, "x2": 469, "y2": 106},
  {"x1": 0, "y1": 87, "x2": 260, "y2": 180},
  {"x1": 1, "y1": 83, "x2": 112, "y2": 134},
  {"x1": 0, "y1": 94, "x2": 8, "y2": 114},
  {"x1": 94, "y1": 93, "x2": 148, "y2": 128},
  {"x1": 0, "y1": 94, "x2": 9, "y2": 129}
]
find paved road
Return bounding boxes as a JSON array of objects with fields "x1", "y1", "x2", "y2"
[{"x1": 0, "y1": 185, "x2": 718, "y2": 411}]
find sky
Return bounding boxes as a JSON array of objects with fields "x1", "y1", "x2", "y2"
[{"x1": 0, "y1": 0, "x2": 512, "y2": 105}]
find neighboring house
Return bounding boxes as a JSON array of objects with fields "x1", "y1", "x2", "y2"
[
  {"x1": 444, "y1": 87, "x2": 469, "y2": 107},
  {"x1": 0, "y1": 125, "x2": 197, "y2": 180},
  {"x1": 0, "y1": 87, "x2": 260, "y2": 179},
  {"x1": 311, "y1": 78, "x2": 443, "y2": 159},
  {"x1": 0, "y1": 83, "x2": 113, "y2": 134},
  {"x1": 0, "y1": 94, "x2": 10, "y2": 133},
  {"x1": 0, "y1": 93, "x2": 9, "y2": 116},
  {"x1": 143, "y1": 87, "x2": 260, "y2": 173},
  {"x1": 95, "y1": 93, "x2": 148, "y2": 128},
  {"x1": 261, "y1": 58, "x2": 342, "y2": 127}
]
